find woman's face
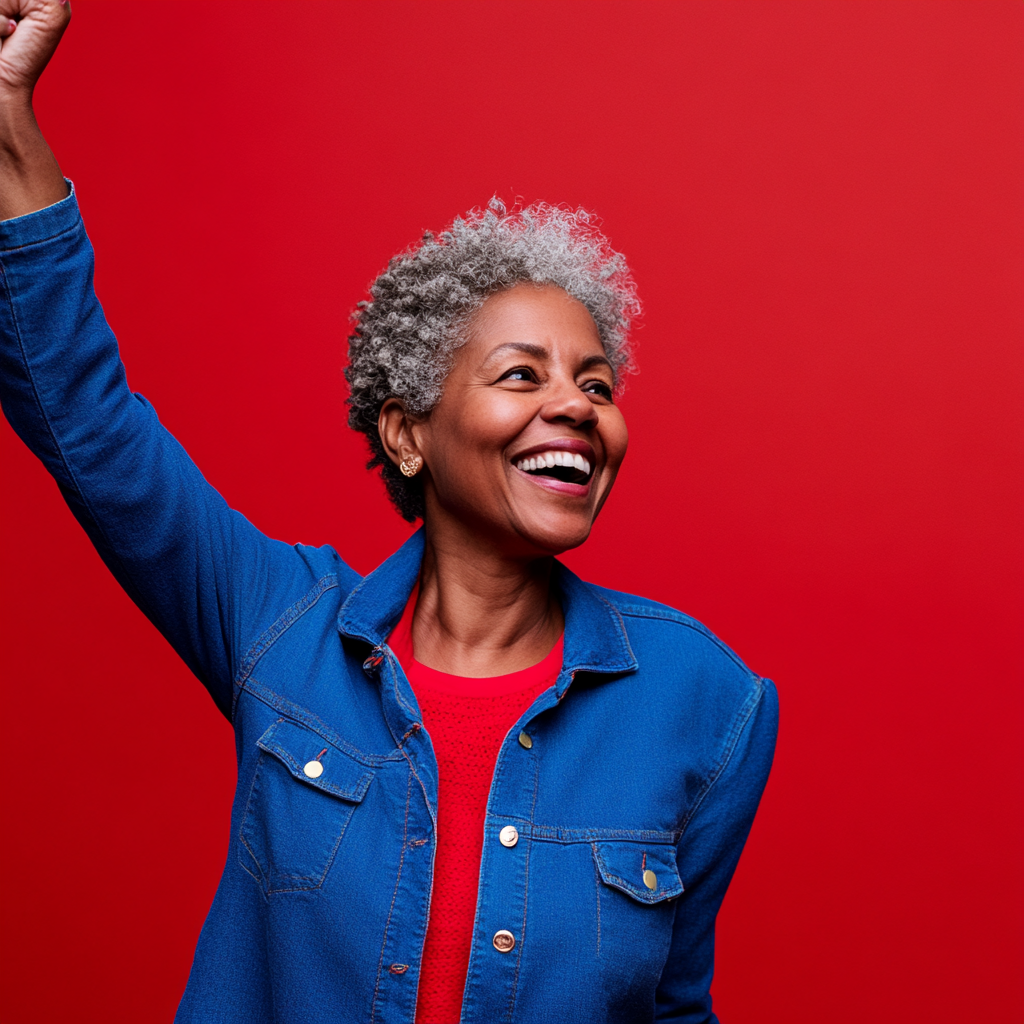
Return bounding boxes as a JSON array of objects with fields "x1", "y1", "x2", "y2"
[{"x1": 413, "y1": 283, "x2": 629, "y2": 557}]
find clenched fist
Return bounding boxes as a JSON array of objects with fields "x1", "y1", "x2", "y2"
[
  {"x1": 0, "y1": 0, "x2": 71, "y2": 96},
  {"x1": 0, "y1": 0, "x2": 71, "y2": 218}
]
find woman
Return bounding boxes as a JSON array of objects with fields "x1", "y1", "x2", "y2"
[{"x1": 0, "y1": 4, "x2": 777, "y2": 1023}]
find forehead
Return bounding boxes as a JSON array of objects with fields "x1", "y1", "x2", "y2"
[{"x1": 464, "y1": 283, "x2": 603, "y2": 358}]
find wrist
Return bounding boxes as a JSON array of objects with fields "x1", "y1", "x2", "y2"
[
  {"x1": 0, "y1": 97, "x2": 67, "y2": 220},
  {"x1": 0, "y1": 93, "x2": 42, "y2": 159}
]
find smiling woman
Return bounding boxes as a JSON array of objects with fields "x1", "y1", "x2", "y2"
[
  {"x1": 374, "y1": 277, "x2": 631, "y2": 681},
  {"x1": 0, "y1": 3, "x2": 777, "y2": 1024}
]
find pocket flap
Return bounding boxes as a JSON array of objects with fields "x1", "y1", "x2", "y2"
[
  {"x1": 256, "y1": 719, "x2": 374, "y2": 803},
  {"x1": 592, "y1": 841, "x2": 684, "y2": 904}
]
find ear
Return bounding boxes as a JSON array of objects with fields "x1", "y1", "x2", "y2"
[{"x1": 378, "y1": 398, "x2": 425, "y2": 470}]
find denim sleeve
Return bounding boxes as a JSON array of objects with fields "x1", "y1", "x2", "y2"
[
  {"x1": 0, "y1": 184, "x2": 319, "y2": 719},
  {"x1": 655, "y1": 677, "x2": 780, "y2": 1022}
]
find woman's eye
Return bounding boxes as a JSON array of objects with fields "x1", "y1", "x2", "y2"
[
  {"x1": 582, "y1": 380, "x2": 613, "y2": 400},
  {"x1": 501, "y1": 367, "x2": 537, "y2": 383}
]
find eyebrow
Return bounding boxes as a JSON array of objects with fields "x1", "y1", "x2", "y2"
[
  {"x1": 579, "y1": 353, "x2": 614, "y2": 372},
  {"x1": 486, "y1": 342, "x2": 549, "y2": 360},
  {"x1": 485, "y1": 342, "x2": 614, "y2": 373}
]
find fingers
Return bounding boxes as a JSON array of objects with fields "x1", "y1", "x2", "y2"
[
  {"x1": 0, "y1": 1, "x2": 71, "y2": 28},
  {"x1": 0, "y1": 0, "x2": 71, "y2": 89}
]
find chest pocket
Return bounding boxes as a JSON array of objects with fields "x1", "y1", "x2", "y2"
[
  {"x1": 239, "y1": 718, "x2": 374, "y2": 894},
  {"x1": 591, "y1": 840, "x2": 685, "y2": 904},
  {"x1": 582, "y1": 840, "x2": 685, "y2": 996}
]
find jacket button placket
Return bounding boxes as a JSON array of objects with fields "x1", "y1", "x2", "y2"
[
  {"x1": 460, "y1": 726, "x2": 540, "y2": 1022},
  {"x1": 369, "y1": 655, "x2": 438, "y2": 1024}
]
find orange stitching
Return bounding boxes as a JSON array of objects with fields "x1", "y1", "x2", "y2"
[{"x1": 399, "y1": 722, "x2": 422, "y2": 745}]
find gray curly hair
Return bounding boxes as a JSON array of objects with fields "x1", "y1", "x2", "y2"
[{"x1": 345, "y1": 198, "x2": 640, "y2": 521}]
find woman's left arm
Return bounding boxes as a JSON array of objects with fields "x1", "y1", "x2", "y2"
[{"x1": 655, "y1": 677, "x2": 780, "y2": 1023}]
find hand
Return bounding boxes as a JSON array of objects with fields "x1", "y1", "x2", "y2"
[
  {"x1": 0, "y1": 0, "x2": 71, "y2": 218},
  {"x1": 0, "y1": 0, "x2": 71, "y2": 98}
]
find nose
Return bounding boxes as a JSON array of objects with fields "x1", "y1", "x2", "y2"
[{"x1": 540, "y1": 373, "x2": 598, "y2": 429}]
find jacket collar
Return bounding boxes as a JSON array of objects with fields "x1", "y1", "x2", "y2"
[{"x1": 337, "y1": 527, "x2": 638, "y2": 678}]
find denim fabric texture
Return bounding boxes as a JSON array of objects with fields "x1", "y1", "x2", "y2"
[{"x1": 0, "y1": 186, "x2": 779, "y2": 1024}]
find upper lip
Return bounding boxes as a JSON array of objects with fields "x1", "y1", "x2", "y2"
[{"x1": 510, "y1": 438, "x2": 597, "y2": 464}]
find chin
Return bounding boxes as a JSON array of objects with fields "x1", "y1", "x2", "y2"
[{"x1": 519, "y1": 516, "x2": 595, "y2": 557}]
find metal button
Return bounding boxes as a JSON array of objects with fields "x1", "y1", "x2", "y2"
[
  {"x1": 303, "y1": 760, "x2": 324, "y2": 779},
  {"x1": 388, "y1": 963, "x2": 408, "y2": 975},
  {"x1": 492, "y1": 930, "x2": 516, "y2": 953},
  {"x1": 499, "y1": 826, "x2": 519, "y2": 848},
  {"x1": 518, "y1": 731, "x2": 533, "y2": 749},
  {"x1": 643, "y1": 869, "x2": 658, "y2": 891}
]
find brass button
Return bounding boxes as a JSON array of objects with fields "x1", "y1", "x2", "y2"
[
  {"x1": 518, "y1": 731, "x2": 533, "y2": 749},
  {"x1": 492, "y1": 929, "x2": 516, "y2": 953},
  {"x1": 303, "y1": 760, "x2": 324, "y2": 779},
  {"x1": 499, "y1": 826, "x2": 519, "y2": 848},
  {"x1": 643, "y1": 869, "x2": 658, "y2": 891}
]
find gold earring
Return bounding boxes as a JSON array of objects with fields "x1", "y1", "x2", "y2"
[{"x1": 399, "y1": 455, "x2": 422, "y2": 478}]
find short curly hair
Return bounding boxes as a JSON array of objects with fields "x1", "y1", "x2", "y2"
[{"x1": 345, "y1": 198, "x2": 640, "y2": 521}]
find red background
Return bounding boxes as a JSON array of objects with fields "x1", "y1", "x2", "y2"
[{"x1": 1, "y1": 2, "x2": 1021, "y2": 1021}]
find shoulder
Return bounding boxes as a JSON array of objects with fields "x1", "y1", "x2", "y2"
[
  {"x1": 589, "y1": 581, "x2": 757, "y2": 675},
  {"x1": 581, "y1": 581, "x2": 779, "y2": 774},
  {"x1": 240, "y1": 540, "x2": 363, "y2": 654},
  {"x1": 291, "y1": 541, "x2": 363, "y2": 597},
  {"x1": 585, "y1": 585, "x2": 774, "y2": 729},
  {"x1": 232, "y1": 541, "x2": 362, "y2": 687}
]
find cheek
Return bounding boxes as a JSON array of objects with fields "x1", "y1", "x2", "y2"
[
  {"x1": 601, "y1": 410, "x2": 629, "y2": 472},
  {"x1": 426, "y1": 391, "x2": 532, "y2": 477}
]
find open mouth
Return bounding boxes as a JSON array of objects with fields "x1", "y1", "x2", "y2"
[{"x1": 514, "y1": 450, "x2": 594, "y2": 486}]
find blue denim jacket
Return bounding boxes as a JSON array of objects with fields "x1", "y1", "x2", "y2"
[{"x1": 0, "y1": 186, "x2": 777, "y2": 1024}]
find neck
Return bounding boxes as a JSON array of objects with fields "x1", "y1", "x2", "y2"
[{"x1": 412, "y1": 521, "x2": 564, "y2": 677}]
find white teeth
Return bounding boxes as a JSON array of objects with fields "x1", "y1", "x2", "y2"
[{"x1": 515, "y1": 451, "x2": 594, "y2": 478}]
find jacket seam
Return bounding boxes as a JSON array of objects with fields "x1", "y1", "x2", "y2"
[
  {"x1": 0, "y1": 217, "x2": 82, "y2": 253},
  {"x1": 490, "y1": 821, "x2": 682, "y2": 844},
  {"x1": 236, "y1": 750, "x2": 270, "y2": 898},
  {"x1": 234, "y1": 678, "x2": 402, "y2": 767},
  {"x1": 370, "y1": 765, "x2": 412, "y2": 1024},
  {"x1": 618, "y1": 605, "x2": 755, "y2": 677},
  {"x1": 678, "y1": 676, "x2": 766, "y2": 837},
  {"x1": 505, "y1": 724, "x2": 541, "y2": 1022},
  {"x1": 231, "y1": 572, "x2": 340, "y2": 720}
]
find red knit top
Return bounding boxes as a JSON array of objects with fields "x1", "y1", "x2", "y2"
[{"x1": 387, "y1": 591, "x2": 563, "y2": 1024}]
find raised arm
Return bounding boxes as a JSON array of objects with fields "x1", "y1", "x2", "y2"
[
  {"x1": 0, "y1": 0, "x2": 70, "y2": 219},
  {"x1": 0, "y1": 2, "x2": 340, "y2": 717}
]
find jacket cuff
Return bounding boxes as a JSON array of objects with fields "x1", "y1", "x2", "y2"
[{"x1": 0, "y1": 179, "x2": 79, "y2": 250}]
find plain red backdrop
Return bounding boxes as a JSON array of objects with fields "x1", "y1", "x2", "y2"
[{"x1": 0, "y1": 2, "x2": 1020, "y2": 1021}]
